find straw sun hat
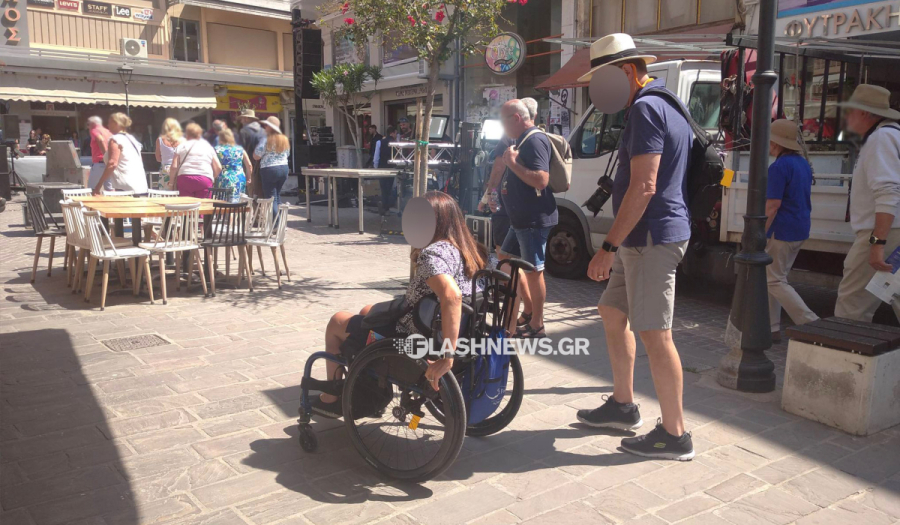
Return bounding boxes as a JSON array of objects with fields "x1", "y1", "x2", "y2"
[
  {"x1": 837, "y1": 84, "x2": 900, "y2": 120},
  {"x1": 770, "y1": 119, "x2": 802, "y2": 151},
  {"x1": 577, "y1": 33, "x2": 657, "y2": 83}
]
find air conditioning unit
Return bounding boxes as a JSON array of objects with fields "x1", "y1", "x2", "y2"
[
  {"x1": 120, "y1": 38, "x2": 148, "y2": 59},
  {"x1": 417, "y1": 59, "x2": 429, "y2": 79}
]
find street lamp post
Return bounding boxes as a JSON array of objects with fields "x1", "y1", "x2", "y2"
[
  {"x1": 117, "y1": 64, "x2": 134, "y2": 117},
  {"x1": 717, "y1": 0, "x2": 778, "y2": 393}
]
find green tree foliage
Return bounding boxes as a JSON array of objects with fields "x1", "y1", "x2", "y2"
[
  {"x1": 310, "y1": 63, "x2": 383, "y2": 167},
  {"x1": 323, "y1": 0, "x2": 509, "y2": 193}
]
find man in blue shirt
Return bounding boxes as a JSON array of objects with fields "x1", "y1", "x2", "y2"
[
  {"x1": 498, "y1": 99, "x2": 557, "y2": 338},
  {"x1": 765, "y1": 119, "x2": 817, "y2": 341},
  {"x1": 575, "y1": 33, "x2": 694, "y2": 461}
]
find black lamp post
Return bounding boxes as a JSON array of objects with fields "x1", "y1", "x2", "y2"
[
  {"x1": 717, "y1": 0, "x2": 778, "y2": 393},
  {"x1": 116, "y1": 64, "x2": 134, "y2": 117}
]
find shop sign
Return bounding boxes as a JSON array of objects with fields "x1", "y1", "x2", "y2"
[
  {"x1": 485, "y1": 32, "x2": 525, "y2": 75},
  {"x1": 4, "y1": 0, "x2": 30, "y2": 46},
  {"x1": 26, "y1": 0, "x2": 54, "y2": 7},
  {"x1": 777, "y1": 0, "x2": 900, "y2": 39},
  {"x1": 83, "y1": 0, "x2": 111, "y2": 16},
  {"x1": 133, "y1": 8, "x2": 152, "y2": 20},
  {"x1": 215, "y1": 93, "x2": 283, "y2": 113},
  {"x1": 112, "y1": 5, "x2": 130, "y2": 17},
  {"x1": 58, "y1": 0, "x2": 80, "y2": 10},
  {"x1": 394, "y1": 85, "x2": 428, "y2": 98}
]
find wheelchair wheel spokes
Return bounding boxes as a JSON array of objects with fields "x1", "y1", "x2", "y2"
[{"x1": 344, "y1": 343, "x2": 466, "y2": 482}]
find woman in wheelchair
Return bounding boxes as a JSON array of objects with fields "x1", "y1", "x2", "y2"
[{"x1": 311, "y1": 191, "x2": 487, "y2": 418}]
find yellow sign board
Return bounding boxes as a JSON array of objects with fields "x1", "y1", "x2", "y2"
[{"x1": 215, "y1": 93, "x2": 283, "y2": 113}]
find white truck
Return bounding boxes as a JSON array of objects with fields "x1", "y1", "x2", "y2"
[{"x1": 546, "y1": 59, "x2": 854, "y2": 285}]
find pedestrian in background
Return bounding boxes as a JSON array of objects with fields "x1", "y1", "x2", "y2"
[
  {"x1": 498, "y1": 98, "x2": 557, "y2": 338},
  {"x1": 86, "y1": 116, "x2": 113, "y2": 190},
  {"x1": 765, "y1": 119, "x2": 818, "y2": 341},
  {"x1": 373, "y1": 126, "x2": 397, "y2": 214},
  {"x1": 834, "y1": 84, "x2": 900, "y2": 322},
  {"x1": 209, "y1": 119, "x2": 228, "y2": 147},
  {"x1": 27, "y1": 129, "x2": 38, "y2": 155},
  {"x1": 254, "y1": 117, "x2": 290, "y2": 215},
  {"x1": 215, "y1": 128, "x2": 251, "y2": 202},
  {"x1": 93, "y1": 113, "x2": 148, "y2": 195},
  {"x1": 397, "y1": 117, "x2": 413, "y2": 141},
  {"x1": 155, "y1": 118, "x2": 185, "y2": 191},
  {"x1": 34, "y1": 134, "x2": 51, "y2": 156},
  {"x1": 577, "y1": 34, "x2": 694, "y2": 461},
  {"x1": 366, "y1": 124, "x2": 382, "y2": 168},
  {"x1": 170, "y1": 123, "x2": 221, "y2": 198},
  {"x1": 237, "y1": 109, "x2": 266, "y2": 197}
]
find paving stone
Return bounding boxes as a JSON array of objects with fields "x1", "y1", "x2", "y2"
[
  {"x1": 656, "y1": 494, "x2": 721, "y2": 522},
  {"x1": 409, "y1": 484, "x2": 516, "y2": 525},
  {"x1": 834, "y1": 438, "x2": 900, "y2": 484},
  {"x1": 783, "y1": 468, "x2": 868, "y2": 507},
  {"x1": 795, "y1": 500, "x2": 895, "y2": 525},
  {"x1": 234, "y1": 489, "x2": 322, "y2": 525},
  {"x1": 716, "y1": 487, "x2": 821, "y2": 525},
  {"x1": 192, "y1": 430, "x2": 265, "y2": 459},
  {"x1": 109, "y1": 393, "x2": 205, "y2": 418},
  {"x1": 128, "y1": 427, "x2": 207, "y2": 454},
  {"x1": 1, "y1": 465, "x2": 124, "y2": 510},
  {"x1": 705, "y1": 473, "x2": 768, "y2": 502},
  {"x1": 303, "y1": 500, "x2": 393, "y2": 525},
  {"x1": 521, "y1": 501, "x2": 612, "y2": 525},
  {"x1": 107, "y1": 494, "x2": 200, "y2": 524},
  {"x1": 26, "y1": 484, "x2": 135, "y2": 525},
  {"x1": 131, "y1": 460, "x2": 237, "y2": 503},
  {"x1": 171, "y1": 508, "x2": 249, "y2": 525},
  {"x1": 198, "y1": 411, "x2": 272, "y2": 438},
  {"x1": 505, "y1": 481, "x2": 593, "y2": 520},
  {"x1": 636, "y1": 461, "x2": 732, "y2": 501},
  {"x1": 493, "y1": 467, "x2": 572, "y2": 500},
  {"x1": 858, "y1": 479, "x2": 900, "y2": 519},
  {"x1": 587, "y1": 482, "x2": 667, "y2": 522},
  {"x1": 117, "y1": 447, "x2": 201, "y2": 480},
  {"x1": 102, "y1": 408, "x2": 195, "y2": 438}
]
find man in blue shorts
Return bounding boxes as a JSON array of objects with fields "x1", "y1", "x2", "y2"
[{"x1": 498, "y1": 99, "x2": 557, "y2": 338}]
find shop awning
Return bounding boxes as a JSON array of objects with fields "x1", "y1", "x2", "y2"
[
  {"x1": 0, "y1": 74, "x2": 217, "y2": 108},
  {"x1": 535, "y1": 48, "x2": 591, "y2": 91},
  {"x1": 168, "y1": 0, "x2": 291, "y2": 20}
]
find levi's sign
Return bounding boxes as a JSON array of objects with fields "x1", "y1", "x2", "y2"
[{"x1": 58, "y1": 0, "x2": 80, "y2": 10}]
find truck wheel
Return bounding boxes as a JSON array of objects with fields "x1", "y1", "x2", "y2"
[{"x1": 546, "y1": 214, "x2": 589, "y2": 279}]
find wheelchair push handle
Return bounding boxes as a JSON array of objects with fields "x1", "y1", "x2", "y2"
[{"x1": 498, "y1": 258, "x2": 536, "y2": 274}]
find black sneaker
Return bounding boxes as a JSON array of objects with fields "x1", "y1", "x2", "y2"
[
  {"x1": 576, "y1": 395, "x2": 643, "y2": 430},
  {"x1": 310, "y1": 395, "x2": 342, "y2": 419},
  {"x1": 620, "y1": 418, "x2": 695, "y2": 461}
]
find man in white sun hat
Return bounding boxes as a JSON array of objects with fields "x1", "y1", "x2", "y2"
[
  {"x1": 834, "y1": 84, "x2": 900, "y2": 322},
  {"x1": 575, "y1": 33, "x2": 695, "y2": 461}
]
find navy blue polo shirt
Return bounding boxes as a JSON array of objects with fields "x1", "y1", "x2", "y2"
[
  {"x1": 612, "y1": 78, "x2": 692, "y2": 248},
  {"x1": 766, "y1": 153, "x2": 812, "y2": 242},
  {"x1": 502, "y1": 127, "x2": 558, "y2": 229}
]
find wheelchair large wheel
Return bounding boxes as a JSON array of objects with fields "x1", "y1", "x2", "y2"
[
  {"x1": 343, "y1": 340, "x2": 467, "y2": 482},
  {"x1": 426, "y1": 354, "x2": 524, "y2": 437}
]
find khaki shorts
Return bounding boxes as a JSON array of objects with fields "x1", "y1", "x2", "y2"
[{"x1": 598, "y1": 236, "x2": 688, "y2": 332}]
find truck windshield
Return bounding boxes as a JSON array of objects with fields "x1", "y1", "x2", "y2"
[{"x1": 688, "y1": 81, "x2": 721, "y2": 131}]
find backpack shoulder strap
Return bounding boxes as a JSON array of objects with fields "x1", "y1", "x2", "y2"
[
  {"x1": 637, "y1": 87, "x2": 711, "y2": 145},
  {"x1": 516, "y1": 129, "x2": 542, "y2": 149}
]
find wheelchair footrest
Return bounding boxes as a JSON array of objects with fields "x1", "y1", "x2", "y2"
[{"x1": 301, "y1": 377, "x2": 344, "y2": 397}]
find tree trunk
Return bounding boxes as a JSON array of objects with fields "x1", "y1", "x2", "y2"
[{"x1": 414, "y1": 64, "x2": 440, "y2": 197}]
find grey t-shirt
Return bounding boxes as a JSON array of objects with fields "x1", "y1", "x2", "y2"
[{"x1": 612, "y1": 78, "x2": 692, "y2": 248}]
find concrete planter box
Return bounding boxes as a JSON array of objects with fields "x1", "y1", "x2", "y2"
[{"x1": 782, "y1": 340, "x2": 900, "y2": 436}]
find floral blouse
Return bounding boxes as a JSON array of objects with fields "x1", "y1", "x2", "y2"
[
  {"x1": 397, "y1": 241, "x2": 479, "y2": 335},
  {"x1": 254, "y1": 138, "x2": 289, "y2": 169}
]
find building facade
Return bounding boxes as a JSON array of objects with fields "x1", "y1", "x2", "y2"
[{"x1": 1, "y1": 0, "x2": 323, "y2": 161}]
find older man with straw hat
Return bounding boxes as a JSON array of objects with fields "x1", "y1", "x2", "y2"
[
  {"x1": 834, "y1": 84, "x2": 900, "y2": 322},
  {"x1": 765, "y1": 119, "x2": 818, "y2": 342}
]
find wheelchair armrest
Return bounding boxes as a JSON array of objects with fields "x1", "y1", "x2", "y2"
[{"x1": 498, "y1": 258, "x2": 536, "y2": 273}]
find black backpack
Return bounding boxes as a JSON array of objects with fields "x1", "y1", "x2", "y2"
[{"x1": 636, "y1": 87, "x2": 725, "y2": 220}]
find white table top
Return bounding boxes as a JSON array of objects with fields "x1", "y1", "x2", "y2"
[{"x1": 303, "y1": 168, "x2": 399, "y2": 179}]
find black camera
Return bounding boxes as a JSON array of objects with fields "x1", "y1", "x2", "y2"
[{"x1": 583, "y1": 175, "x2": 614, "y2": 217}]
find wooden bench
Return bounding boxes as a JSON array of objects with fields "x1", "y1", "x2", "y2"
[{"x1": 783, "y1": 317, "x2": 900, "y2": 436}]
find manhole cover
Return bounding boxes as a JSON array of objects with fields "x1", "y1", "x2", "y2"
[{"x1": 102, "y1": 334, "x2": 170, "y2": 352}]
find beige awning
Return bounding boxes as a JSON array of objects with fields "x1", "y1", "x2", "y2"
[{"x1": 0, "y1": 74, "x2": 217, "y2": 109}]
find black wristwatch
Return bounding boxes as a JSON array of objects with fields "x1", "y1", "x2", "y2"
[
  {"x1": 601, "y1": 241, "x2": 618, "y2": 253},
  {"x1": 869, "y1": 235, "x2": 887, "y2": 246}
]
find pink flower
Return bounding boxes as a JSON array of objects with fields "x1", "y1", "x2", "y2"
[
  {"x1": 343, "y1": 17, "x2": 354, "y2": 24},
  {"x1": 420, "y1": 19, "x2": 427, "y2": 25},
  {"x1": 408, "y1": 15, "x2": 416, "y2": 25},
  {"x1": 340, "y1": 2, "x2": 349, "y2": 14},
  {"x1": 422, "y1": 3, "x2": 428, "y2": 9},
  {"x1": 434, "y1": 9, "x2": 445, "y2": 22},
  {"x1": 343, "y1": 70, "x2": 349, "y2": 76},
  {"x1": 518, "y1": 0, "x2": 527, "y2": 4}
]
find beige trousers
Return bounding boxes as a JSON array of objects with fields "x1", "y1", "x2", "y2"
[
  {"x1": 835, "y1": 229, "x2": 900, "y2": 323},
  {"x1": 766, "y1": 238, "x2": 818, "y2": 331}
]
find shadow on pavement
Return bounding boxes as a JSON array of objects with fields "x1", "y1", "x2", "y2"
[{"x1": 0, "y1": 329, "x2": 138, "y2": 524}]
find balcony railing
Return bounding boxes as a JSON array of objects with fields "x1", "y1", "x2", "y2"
[{"x1": 0, "y1": 46, "x2": 294, "y2": 80}]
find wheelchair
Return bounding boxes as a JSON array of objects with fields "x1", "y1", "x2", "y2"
[{"x1": 296, "y1": 258, "x2": 534, "y2": 482}]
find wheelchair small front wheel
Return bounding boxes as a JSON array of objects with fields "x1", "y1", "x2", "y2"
[{"x1": 298, "y1": 423, "x2": 318, "y2": 452}]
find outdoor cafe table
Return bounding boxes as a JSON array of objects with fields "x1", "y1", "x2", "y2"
[
  {"x1": 72, "y1": 196, "x2": 220, "y2": 245},
  {"x1": 302, "y1": 168, "x2": 399, "y2": 234}
]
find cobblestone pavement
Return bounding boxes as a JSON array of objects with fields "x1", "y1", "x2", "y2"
[{"x1": 1, "y1": 195, "x2": 898, "y2": 525}]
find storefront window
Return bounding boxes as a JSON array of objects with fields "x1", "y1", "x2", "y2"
[{"x1": 172, "y1": 18, "x2": 201, "y2": 63}]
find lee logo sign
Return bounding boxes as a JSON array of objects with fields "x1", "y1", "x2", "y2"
[{"x1": 113, "y1": 5, "x2": 130, "y2": 17}]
